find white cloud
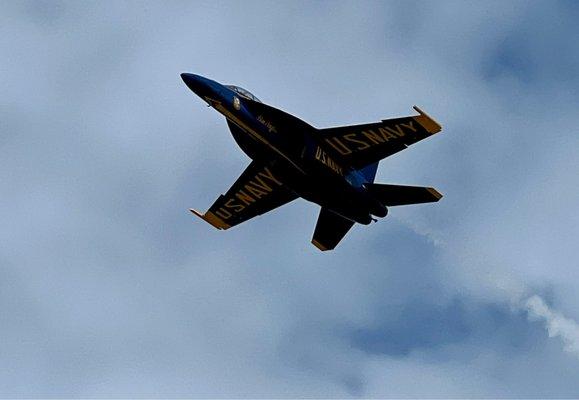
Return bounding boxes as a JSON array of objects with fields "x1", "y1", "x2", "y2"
[
  {"x1": 1, "y1": 0, "x2": 579, "y2": 396},
  {"x1": 525, "y1": 295, "x2": 579, "y2": 356}
]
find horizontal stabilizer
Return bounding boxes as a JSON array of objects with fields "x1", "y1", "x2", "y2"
[
  {"x1": 311, "y1": 207, "x2": 355, "y2": 251},
  {"x1": 357, "y1": 161, "x2": 379, "y2": 183},
  {"x1": 365, "y1": 183, "x2": 443, "y2": 206}
]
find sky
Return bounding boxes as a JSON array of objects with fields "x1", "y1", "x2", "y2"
[{"x1": 1, "y1": 0, "x2": 579, "y2": 397}]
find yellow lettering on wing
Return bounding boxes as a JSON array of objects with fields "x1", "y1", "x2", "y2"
[
  {"x1": 327, "y1": 158, "x2": 343, "y2": 175},
  {"x1": 258, "y1": 167, "x2": 283, "y2": 186},
  {"x1": 400, "y1": 121, "x2": 417, "y2": 132},
  {"x1": 325, "y1": 138, "x2": 352, "y2": 155},
  {"x1": 317, "y1": 120, "x2": 420, "y2": 160},
  {"x1": 333, "y1": 138, "x2": 352, "y2": 155},
  {"x1": 388, "y1": 125, "x2": 405, "y2": 137},
  {"x1": 314, "y1": 146, "x2": 344, "y2": 175},
  {"x1": 362, "y1": 130, "x2": 384, "y2": 144},
  {"x1": 215, "y1": 208, "x2": 233, "y2": 219},
  {"x1": 211, "y1": 166, "x2": 286, "y2": 222},
  {"x1": 379, "y1": 127, "x2": 398, "y2": 140},
  {"x1": 343, "y1": 133, "x2": 370, "y2": 150},
  {"x1": 236, "y1": 190, "x2": 255, "y2": 205},
  {"x1": 252, "y1": 177, "x2": 273, "y2": 193},
  {"x1": 225, "y1": 198, "x2": 245, "y2": 213},
  {"x1": 245, "y1": 182, "x2": 269, "y2": 199}
]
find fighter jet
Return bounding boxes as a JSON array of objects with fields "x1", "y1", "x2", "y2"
[{"x1": 181, "y1": 73, "x2": 443, "y2": 251}]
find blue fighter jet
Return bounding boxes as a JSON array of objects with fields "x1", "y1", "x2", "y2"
[{"x1": 182, "y1": 73, "x2": 443, "y2": 251}]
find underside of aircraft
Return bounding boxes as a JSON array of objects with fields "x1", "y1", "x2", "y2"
[{"x1": 182, "y1": 73, "x2": 443, "y2": 250}]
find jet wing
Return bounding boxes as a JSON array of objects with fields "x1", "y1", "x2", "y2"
[
  {"x1": 311, "y1": 207, "x2": 355, "y2": 251},
  {"x1": 317, "y1": 106, "x2": 441, "y2": 169},
  {"x1": 190, "y1": 161, "x2": 298, "y2": 230}
]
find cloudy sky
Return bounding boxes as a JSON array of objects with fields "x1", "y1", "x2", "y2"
[{"x1": 1, "y1": 1, "x2": 579, "y2": 397}]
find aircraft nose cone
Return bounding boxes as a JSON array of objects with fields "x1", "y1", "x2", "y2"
[
  {"x1": 181, "y1": 73, "x2": 221, "y2": 102},
  {"x1": 180, "y1": 72, "x2": 196, "y2": 82},
  {"x1": 180, "y1": 73, "x2": 204, "y2": 93}
]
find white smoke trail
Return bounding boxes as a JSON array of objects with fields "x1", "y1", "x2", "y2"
[{"x1": 525, "y1": 295, "x2": 579, "y2": 356}]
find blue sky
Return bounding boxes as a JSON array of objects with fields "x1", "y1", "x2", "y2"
[{"x1": 1, "y1": 1, "x2": 579, "y2": 397}]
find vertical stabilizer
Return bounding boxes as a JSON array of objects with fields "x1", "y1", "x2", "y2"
[{"x1": 357, "y1": 162, "x2": 379, "y2": 183}]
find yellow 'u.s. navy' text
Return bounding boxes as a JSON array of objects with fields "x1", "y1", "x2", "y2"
[
  {"x1": 325, "y1": 120, "x2": 418, "y2": 155},
  {"x1": 213, "y1": 167, "x2": 283, "y2": 220}
]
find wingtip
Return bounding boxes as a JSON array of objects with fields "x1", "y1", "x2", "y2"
[
  {"x1": 189, "y1": 208, "x2": 204, "y2": 218},
  {"x1": 311, "y1": 239, "x2": 330, "y2": 251},
  {"x1": 413, "y1": 105, "x2": 442, "y2": 134},
  {"x1": 426, "y1": 187, "x2": 443, "y2": 201},
  {"x1": 189, "y1": 208, "x2": 230, "y2": 230}
]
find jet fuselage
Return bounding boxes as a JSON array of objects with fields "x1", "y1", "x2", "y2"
[{"x1": 181, "y1": 73, "x2": 385, "y2": 224}]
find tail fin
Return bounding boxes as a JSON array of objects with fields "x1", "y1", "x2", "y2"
[
  {"x1": 357, "y1": 162, "x2": 379, "y2": 183},
  {"x1": 365, "y1": 183, "x2": 442, "y2": 206}
]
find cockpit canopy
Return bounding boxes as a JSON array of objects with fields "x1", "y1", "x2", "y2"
[{"x1": 225, "y1": 85, "x2": 261, "y2": 102}]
